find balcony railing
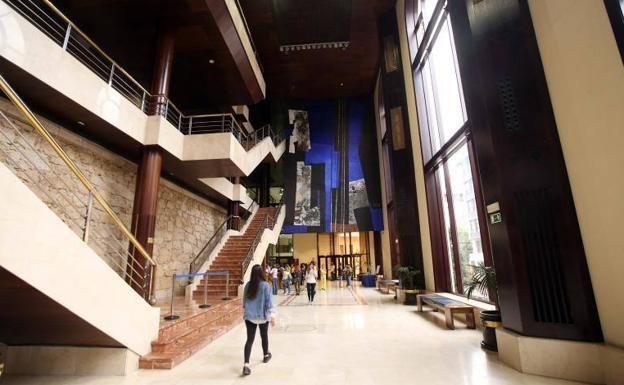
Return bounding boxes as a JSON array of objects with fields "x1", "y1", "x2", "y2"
[{"x1": 2, "y1": 0, "x2": 279, "y2": 148}]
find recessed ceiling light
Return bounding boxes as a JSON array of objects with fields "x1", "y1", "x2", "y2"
[
  {"x1": 77, "y1": 121, "x2": 85, "y2": 126},
  {"x1": 208, "y1": 59, "x2": 215, "y2": 64},
  {"x1": 340, "y1": 82, "x2": 344, "y2": 87}
]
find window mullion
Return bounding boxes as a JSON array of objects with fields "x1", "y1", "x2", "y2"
[{"x1": 442, "y1": 161, "x2": 464, "y2": 295}]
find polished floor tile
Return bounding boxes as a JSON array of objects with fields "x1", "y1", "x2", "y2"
[{"x1": 1, "y1": 282, "x2": 587, "y2": 385}]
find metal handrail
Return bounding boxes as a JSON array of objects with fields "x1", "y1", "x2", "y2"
[
  {"x1": 239, "y1": 204, "x2": 284, "y2": 282},
  {"x1": 0, "y1": 73, "x2": 157, "y2": 301},
  {"x1": 40, "y1": 0, "x2": 150, "y2": 96},
  {"x1": 189, "y1": 198, "x2": 258, "y2": 275},
  {"x1": 1, "y1": 0, "x2": 271, "y2": 146},
  {"x1": 189, "y1": 214, "x2": 232, "y2": 275}
]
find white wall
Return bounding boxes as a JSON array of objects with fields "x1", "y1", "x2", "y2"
[
  {"x1": 0, "y1": 163, "x2": 159, "y2": 356},
  {"x1": 528, "y1": 0, "x2": 624, "y2": 349}
]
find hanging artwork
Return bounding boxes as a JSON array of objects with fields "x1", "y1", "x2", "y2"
[
  {"x1": 281, "y1": 99, "x2": 383, "y2": 233},
  {"x1": 289, "y1": 109, "x2": 311, "y2": 152}
]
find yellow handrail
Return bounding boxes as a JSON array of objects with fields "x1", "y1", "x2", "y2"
[{"x1": 0, "y1": 74, "x2": 156, "y2": 268}]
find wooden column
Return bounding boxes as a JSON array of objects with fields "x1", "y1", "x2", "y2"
[
  {"x1": 149, "y1": 20, "x2": 175, "y2": 115},
  {"x1": 128, "y1": 147, "x2": 162, "y2": 294},
  {"x1": 127, "y1": 21, "x2": 175, "y2": 296}
]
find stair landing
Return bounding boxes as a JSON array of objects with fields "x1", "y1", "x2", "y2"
[{"x1": 139, "y1": 296, "x2": 243, "y2": 369}]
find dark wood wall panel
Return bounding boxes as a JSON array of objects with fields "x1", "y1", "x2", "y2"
[{"x1": 448, "y1": 0, "x2": 602, "y2": 341}]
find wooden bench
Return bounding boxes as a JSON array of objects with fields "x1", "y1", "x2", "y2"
[
  {"x1": 417, "y1": 294, "x2": 476, "y2": 330},
  {"x1": 378, "y1": 279, "x2": 399, "y2": 294}
]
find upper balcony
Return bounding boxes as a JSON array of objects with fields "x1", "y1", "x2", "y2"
[{"x1": 0, "y1": 0, "x2": 281, "y2": 205}]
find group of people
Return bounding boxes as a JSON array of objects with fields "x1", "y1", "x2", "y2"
[
  {"x1": 265, "y1": 262, "x2": 328, "y2": 300},
  {"x1": 328, "y1": 263, "x2": 354, "y2": 286},
  {"x1": 242, "y1": 261, "x2": 358, "y2": 376}
]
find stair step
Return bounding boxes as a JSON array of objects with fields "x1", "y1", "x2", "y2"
[{"x1": 140, "y1": 298, "x2": 243, "y2": 369}]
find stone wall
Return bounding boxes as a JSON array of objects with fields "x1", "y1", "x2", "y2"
[
  {"x1": 0, "y1": 98, "x2": 227, "y2": 299},
  {"x1": 154, "y1": 181, "x2": 227, "y2": 299}
]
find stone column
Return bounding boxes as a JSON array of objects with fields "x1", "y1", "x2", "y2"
[{"x1": 228, "y1": 177, "x2": 241, "y2": 231}]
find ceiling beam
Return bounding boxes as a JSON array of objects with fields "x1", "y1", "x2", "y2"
[{"x1": 203, "y1": 0, "x2": 266, "y2": 104}]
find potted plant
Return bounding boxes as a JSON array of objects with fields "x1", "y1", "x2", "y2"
[
  {"x1": 394, "y1": 265, "x2": 422, "y2": 305},
  {"x1": 465, "y1": 262, "x2": 502, "y2": 352}
]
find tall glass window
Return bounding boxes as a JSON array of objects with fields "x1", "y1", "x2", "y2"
[{"x1": 407, "y1": 0, "x2": 491, "y2": 299}]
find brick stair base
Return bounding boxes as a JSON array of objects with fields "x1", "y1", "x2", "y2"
[{"x1": 139, "y1": 297, "x2": 243, "y2": 369}]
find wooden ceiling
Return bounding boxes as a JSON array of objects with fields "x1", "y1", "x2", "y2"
[
  {"x1": 239, "y1": 0, "x2": 395, "y2": 100},
  {"x1": 52, "y1": 0, "x2": 257, "y2": 111},
  {"x1": 50, "y1": 0, "x2": 394, "y2": 106}
]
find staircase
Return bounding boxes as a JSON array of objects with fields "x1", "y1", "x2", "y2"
[
  {"x1": 193, "y1": 207, "x2": 280, "y2": 300},
  {"x1": 139, "y1": 206, "x2": 281, "y2": 369}
]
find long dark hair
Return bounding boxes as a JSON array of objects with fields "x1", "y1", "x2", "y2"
[{"x1": 246, "y1": 264, "x2": 265, "y2": 300}]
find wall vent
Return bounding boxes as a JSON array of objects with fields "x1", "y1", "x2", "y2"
[{"x1": 514, "y1": 189, "x2": 573, "y2": 324}]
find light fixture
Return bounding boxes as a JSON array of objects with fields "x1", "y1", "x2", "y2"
[
  {"x1": 208, "y1": 59, "x2": 215, "y2": 64},
  {"x1": 279, "y1": 41, "x2": 350, "y2": 53},
  {"x1": 76, "y1": 121, "x2": 85, "y2": 126}
]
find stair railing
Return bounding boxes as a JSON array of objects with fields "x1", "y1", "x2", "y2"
[
  {"x1": 188, "y1": 199, "x2": 257, "y2": 275},
  {"x1": 189, "y1": 215, "x2": 232, "y2": 276},
  {"x1": 239, "y1": 204, "x2": 285, "y2": 283},
  {"x1": 0, "y1": 74, "x2": 157, "y2": 302}
]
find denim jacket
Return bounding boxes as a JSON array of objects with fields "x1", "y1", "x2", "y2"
[{"x1": 243, "y1": 281, "x2": 276, "y2": 321}]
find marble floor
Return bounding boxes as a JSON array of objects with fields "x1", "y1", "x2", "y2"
[{"x1": 1, "y1": 282, "x2": 587, "y2": 385}]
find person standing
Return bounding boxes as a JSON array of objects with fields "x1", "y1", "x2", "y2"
[
  {"x1": 345, "y1": 265, "x2": 352, "y2": 287},
  {"x1": 300, "y1": 263, "x2": 307, "y2": 286},
  {"x1": 320, "y1": 266, "x2": 327, "y2": 291},
  {"x1": 292, "y1": 265, "x2": 301, "y2": 295},
  {"x1": 306, "y1": 262, "x2": 318, "y2": 304},
  {"x1": 283, "y1": 266, "x2": 292, "y2": 295},
  {"x1": 269, "y1": 265, "x2": 278, "y2": 295},
  {"x1": 242, "y1": 264, "x2": 276, "y2": 376}
]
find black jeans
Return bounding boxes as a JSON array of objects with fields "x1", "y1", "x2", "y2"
[
  {"x1": 307, "y1": 283, "x2": 316, "y2": 302},
  {"x1": 244, "y1": 320, "x2": 269, "y2": 363}
]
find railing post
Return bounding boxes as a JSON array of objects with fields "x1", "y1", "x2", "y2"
[
  {"x1": 199, "y1": 271, "x2": 211, "y2": 308},
  {"x1": 140, "y1": 91, "x2": 146, "y2": 113},
  {"x1": 223, "y1": 271, "x2": 231, "y2": 300},
  {"x1": 178, "y1": 113, "x2": 182, "y2": 131},
  {"x1": 221, "y1": 114, "x2": 226, "y2": 132},
  {"x1": 164, "y1": 273, "x2": 180, "y2": 320},
  {"x1": 149, "y1": 264, "x2": 157, "y2": 304},
  {"x1": 82, "y1": 191, "x2": 93, "y2": 243},
  {"x1": 189, "y1": 116, "x2": 193, "y2": 135},
  {"x1": 62, "y1": 24, "x2": 72, "y2": 51},
  {"x1": 164, "y1": 98, "x2": 169, "y2": 119},
  {"x1": 108, "y1": 63, "x2": 115, "y2": 86}
]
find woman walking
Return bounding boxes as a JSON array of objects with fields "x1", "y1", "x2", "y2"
[
  {"x1": 242, "y1": 264, "x2": 276, "y2": 376},
  {"x1": 306, "y1": 262, "x2": 318, "y2": 304}
]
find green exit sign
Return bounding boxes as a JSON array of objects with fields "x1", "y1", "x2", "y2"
[{"x1": 490, "y1": 212, "x2": 502, "y2": 224}]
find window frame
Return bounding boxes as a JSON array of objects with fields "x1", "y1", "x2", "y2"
[{"x1": 406, "y1": 0, "x2": 493, "y2": 299}]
